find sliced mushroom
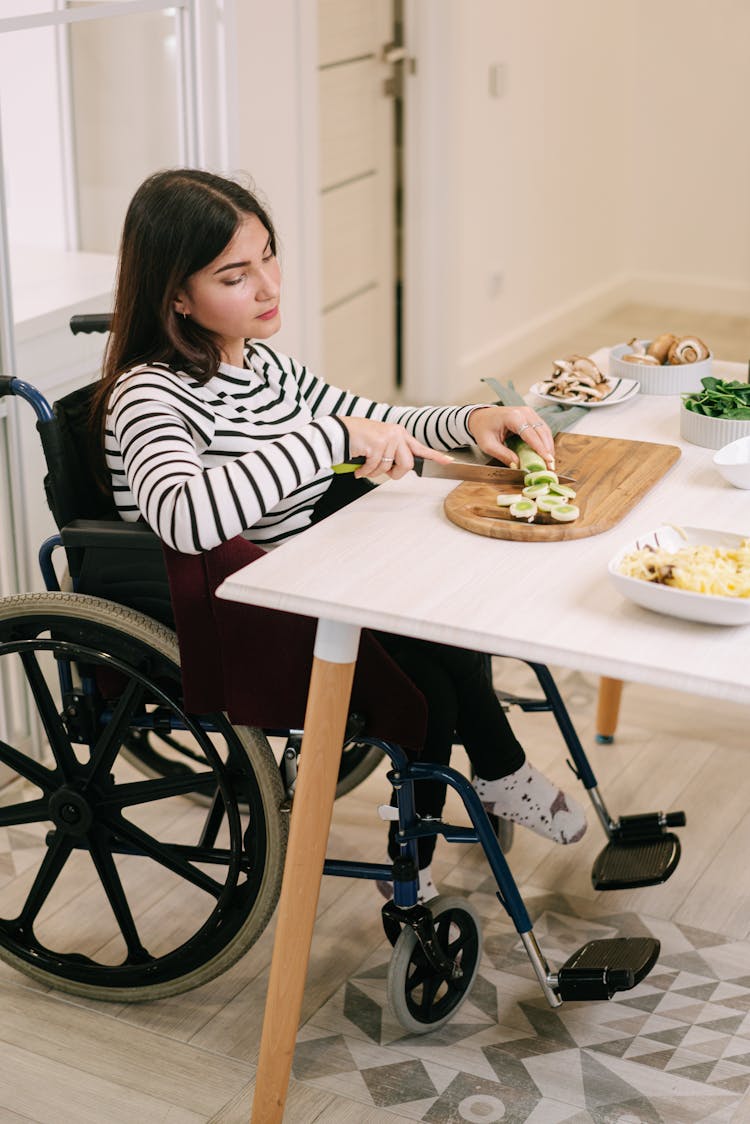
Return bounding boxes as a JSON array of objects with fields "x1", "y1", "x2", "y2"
[
  {"x1": 552, "y1": 358, "x2": 576, "y2": 375},
  {"x1": 620, "y1": 353, "x2": 661, "y2": 366},
  {"x1": 570, "y1": 355, "x2": 605, "y2": 382},
  {"x1": 543, "y1": 353, "x2": 610, "y2": 401}
]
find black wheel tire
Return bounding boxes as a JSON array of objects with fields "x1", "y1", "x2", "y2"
[
  {"x1": 387, "y1": 895, "x2": 482, "y2": 1033},
  {"x1": 0, "y1": 593, "x2": 287, "y2": 1002}
]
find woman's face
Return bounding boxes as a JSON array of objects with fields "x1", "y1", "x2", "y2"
[{"x1": 175, "y1": 213, "x2": 281, "y2": 365}]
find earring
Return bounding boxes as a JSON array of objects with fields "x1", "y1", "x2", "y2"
[{"x1": 180, "y1": 311, "x2": 188, "y2": 320}]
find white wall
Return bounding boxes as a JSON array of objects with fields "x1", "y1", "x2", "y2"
[
  {"x1": 623, "y1": 0, "x2": 750, "y2": 314},
  {"x1": 447, "y1": 1, "x2": 627, "y2": 399},
  {"x1": 404, "y1": 1, "x2": 750, "y2": 403}
]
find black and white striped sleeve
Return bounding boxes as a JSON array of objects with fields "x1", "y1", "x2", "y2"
[
  {"x1": 108, "y1": 375, "x2": 348, "y2": 554},
  {"x1": 283, "y1": 353, "x2": 482, "y2": 451}
]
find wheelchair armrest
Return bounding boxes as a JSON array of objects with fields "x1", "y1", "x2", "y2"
[{"x1": 60, "y1": 519, "x2": 164, "y2": 551}]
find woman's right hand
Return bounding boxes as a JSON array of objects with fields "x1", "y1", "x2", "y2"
[{"x1": 340, "y1": 416, "x2": 454, "y2": 479}]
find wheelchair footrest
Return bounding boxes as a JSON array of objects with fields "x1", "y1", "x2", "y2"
[
  {"x1": 557, "y1": 937, "x2": 660, "y2": 1001},
  {"x1": 592, "y1": 832, "x2": 681, "y2": 891}
]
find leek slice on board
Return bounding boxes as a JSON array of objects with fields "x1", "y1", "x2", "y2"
[
  {"x1": 549, "y1": 504, "x2": 580, "y2": 522},
  {"x1": 537, "y1": 495, "x2": 567, "y2": 512},
  {"x1": 549, "y1": 483, "x2": 577, "y2": 499},
  {"x1": 509, "y1": 499, "x2": 537, "y2": 520}
]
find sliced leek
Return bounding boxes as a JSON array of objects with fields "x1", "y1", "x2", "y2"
[
  {"x1": 549, "y1": 482, "x2": 577, "y2": 499},
  {"x1": 509, "y1": 499, "x2": 537, "y2": 521},
  {"x1": 549, "y1": 503, "x2": 580, "y2": 522},
  {"x1": 536, "y1": 494, "x2": 567, "y2": 513},
  {"x1": 522, "y1": 483, "x2": 550, "y2": 499},
  {"x1": 523, "y1": 469, "x2": 558, "y2": 487}
]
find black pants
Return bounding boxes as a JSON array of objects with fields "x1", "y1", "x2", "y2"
[
  {"x1": 312, "y1": 476, "x2": 526, "y2": 866},
  {"x1": 374, "y1": 633, "x2": 525, "y2": 865}
]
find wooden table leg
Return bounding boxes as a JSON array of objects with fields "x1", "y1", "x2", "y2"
[
  {"x1": 251, "y1": 618, "x2": 361, "y2": 1123},
  {"x1": 596, "y1": 677, "x2": 624, "y2": 744}
]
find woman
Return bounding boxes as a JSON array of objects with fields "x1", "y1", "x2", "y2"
[{"x1": 91, "y1": 168, "x2": 586, "y2": 900}]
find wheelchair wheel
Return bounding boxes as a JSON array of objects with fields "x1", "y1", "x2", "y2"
[
  {"x1": 0, "y1": 592, "x2": 287, "y2": 1001},
  {"x1": 387, "y1": 896, "x2": 482, "y2": 1033},
  {"x1": 121, "y1": 713, "x2": 383, "y2": 803}
]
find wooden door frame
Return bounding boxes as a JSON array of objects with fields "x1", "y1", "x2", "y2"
[{"x1": 279, "y1": 0, "x2": 454, "y2": 401}]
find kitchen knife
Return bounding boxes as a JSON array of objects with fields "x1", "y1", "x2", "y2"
[{"x1": 334, "y1": 456, "x2": 576, "y2": 485}]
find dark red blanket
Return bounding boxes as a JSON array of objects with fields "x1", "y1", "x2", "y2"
[{"x1": 162, "y1": 536, "x2": 427, "y2": 750}]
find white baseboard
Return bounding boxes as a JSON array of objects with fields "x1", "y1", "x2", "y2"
[
  {"x1": 454, "y1": 271, "x2": 750, "y2": 402},
  {"x1": 622, "y1": 272, "x2": 750, "y2": 318},
  {"x1": 456, "y1": 274, "x2": 631, "y2": 400}
]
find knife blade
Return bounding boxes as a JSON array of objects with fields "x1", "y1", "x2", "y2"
[{"x1": 335, "y1": 456, "x2": 576, "y2": 486}]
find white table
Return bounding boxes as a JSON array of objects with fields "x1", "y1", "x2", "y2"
[{"x1": 217, "y1": 352, "x2": 750, "y2": 1120}]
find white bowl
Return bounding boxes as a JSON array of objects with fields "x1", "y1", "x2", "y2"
[
  {"x1": 608, "y1": 524, "x2": 750, "y2": 626},
  {"x1": 713, "y1": 435, "x2": 750, "y2": 488},
  {"x1": 609, "y1": 340, "x2": 711, "y2": 395},
  {"x1": 680, "y1": 404, "x2": 750, "y2": 449}
]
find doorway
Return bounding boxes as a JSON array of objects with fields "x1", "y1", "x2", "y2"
[{"x1": 317, "y1": 0, "x2": 405, "y2": 400}]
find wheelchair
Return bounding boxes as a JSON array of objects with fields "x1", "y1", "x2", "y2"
[{"x1": 0, "y1": 316, "x2": 687, "y2": 1032}]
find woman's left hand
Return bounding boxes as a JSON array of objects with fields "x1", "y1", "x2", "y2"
[{"x1": 466, "y1": 405, "x2": 555, "y2": 469}]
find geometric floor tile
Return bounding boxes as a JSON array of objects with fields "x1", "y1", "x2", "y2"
[{"x1": 298, "y1": 889, "x2": 750, "y2": 1121}]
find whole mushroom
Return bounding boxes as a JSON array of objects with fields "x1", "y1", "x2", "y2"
[
  {"x1": 647, "y1": 333, "x2": 678, "y2": 364},
  {"x1": 667, "y1": 336, "x2": 710, "y2": 364}
]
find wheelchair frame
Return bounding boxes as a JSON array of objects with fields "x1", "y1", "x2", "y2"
[{"x1": 0, "y1": 339, "x2": 687, "y2": 1031}]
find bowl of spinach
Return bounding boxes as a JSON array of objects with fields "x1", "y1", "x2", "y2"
[{"x1": 681, "y1": 377, "x2": 750, "y2": 448}]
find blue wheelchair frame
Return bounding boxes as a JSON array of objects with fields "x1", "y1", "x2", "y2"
[{"x1": 2, "y1": 372, "x2": 685, "y2": 1020}]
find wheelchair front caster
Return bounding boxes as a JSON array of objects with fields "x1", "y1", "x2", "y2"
[{"x1": 386, "y1": 896, "x2": 482, "y2": 1033}]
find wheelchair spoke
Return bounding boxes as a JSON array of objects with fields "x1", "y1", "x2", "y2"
[
  {"x1": 19, "y1": 652, "x2": 78, "y2": 777},
  {"x1": 88, "y1": 832, "x2": 150, "y2": 964},
  {"x1": 98, "y1": 771, "x2": 216, "y2": 809},
  {"x1": 0, "y1": 738, "x2": 57, "y2": 792},
  {"x1": 16, "y1": 832, "x2": 74, "y2": 929},
  {"x1": 407, "y1": 964, "x2": 442, "y2": 1012},
  {"x1": 0, "y1": 797, "x2": 50, "y2": 828},
  {"x1": 86, "y1": 680, "x2": 146, "y2": 784},
  {"x1": 108, "y1": 816, "x2": 225, "y2": 898}
]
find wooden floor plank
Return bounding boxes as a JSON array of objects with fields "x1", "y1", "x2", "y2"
[{"x1": 0, "y1": 982, "x2": 252, "y2": 1117}]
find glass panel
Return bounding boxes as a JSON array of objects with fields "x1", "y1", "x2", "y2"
[
  {"x1": 1, "y1": 1, "x2": 58, "y2": 16},
  {"x1": 70, "y1": 8, "x2": 182, "y2": 253},
  {"x1": 0, "y1": 25, "x2": 69, "y2": 250}
]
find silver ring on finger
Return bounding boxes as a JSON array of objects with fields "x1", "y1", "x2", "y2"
[
  {"x1": 531, "y1": 422, "x2": 545, "y2": 429},
  {"x1": 381, "y1": 456, "x2": 394, "y2": 463},
  {"x1": 517, "y1": 423, "x2": 531, "y2": 434}
]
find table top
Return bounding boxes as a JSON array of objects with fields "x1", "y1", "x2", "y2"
[{"x1": 217, "y1": 352, "x2": 750, "y2": 705}]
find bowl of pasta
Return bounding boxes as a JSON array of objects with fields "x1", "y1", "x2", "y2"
[{"x1": 608, "y1": 525, "x2": 750, "y2": 625}]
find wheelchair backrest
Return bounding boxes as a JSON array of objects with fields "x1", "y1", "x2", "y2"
[{"x1": 37, "y1": 381, "x2": 119, "y2": 531}]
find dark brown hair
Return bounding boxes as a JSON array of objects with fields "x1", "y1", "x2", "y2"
[{"x1": 90, "y1": 168, "x2": 276, "y2": 471}]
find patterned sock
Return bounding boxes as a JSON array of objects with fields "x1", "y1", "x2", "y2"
[
  {"x1": 376, "y1": 863, "x2": 438, "y2": 904},
  {"x1": 473, "y1": 762, "x2": 587, "y2": 844}
]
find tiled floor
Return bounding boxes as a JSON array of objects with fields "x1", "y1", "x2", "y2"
[{"x1": 302, "y1": 887, "x2": 750, "y2": 1122}]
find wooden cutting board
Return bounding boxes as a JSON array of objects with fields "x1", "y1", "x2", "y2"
[{"x1": 444, "y1": 431, "x2": 681, "y2": 541}]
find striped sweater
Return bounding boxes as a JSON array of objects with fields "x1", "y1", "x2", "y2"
[{"x1": 105, "y1": 342, "x2": 482, "y2": 553}]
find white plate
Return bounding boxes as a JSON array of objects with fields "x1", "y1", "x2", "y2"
[
  {"x1": 530, "y1": 377, "x2": 640, "y2": 408},
  {"x1": 608, "y1": 525, "x2": 750, "y2": 626}
]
